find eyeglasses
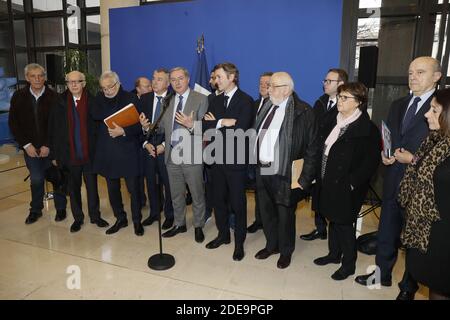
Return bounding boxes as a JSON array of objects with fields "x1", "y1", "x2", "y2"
[
  {"x1": 101, "y1": 81, "x2": 118, "y2": 92},
  {"x1": 268, "y1": 84, "x2": 288, "y2": 89},
  {"x1": 65, "y1": 80, "x2": 85, "y2": 85},
  {"x1": 337, "y1": 94, "x2": 357, "y2": 102},
  {"x1": 322, "y1": 79, "x2": 340, "y2": 85}
]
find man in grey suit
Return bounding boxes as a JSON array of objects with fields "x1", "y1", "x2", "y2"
[{"x1": 141, "y1": 67, "x2": 208, "y2": 243}]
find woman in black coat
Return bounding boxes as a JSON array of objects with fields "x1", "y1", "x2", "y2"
[
  {"x1": 313, "y1": 82, "x2": 381, "y2": 281},
  {"x1": 399, "y1": 88, "x2": 450, "y2": 300}
]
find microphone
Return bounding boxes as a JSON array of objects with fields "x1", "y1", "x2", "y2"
[{"x1": 146, "y1": 91, "x2": 175, "y2": 140}]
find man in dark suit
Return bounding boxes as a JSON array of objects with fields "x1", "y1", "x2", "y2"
[
  {"x1": 203, "y1": 62, "x2": 254, "y2": 261},
  {"x1": 139, "y1": 68, "x2": 174, "y2": 230},
  {"x1": 92, "y1": 71, "x2": 144, "y2": 236},
  {"x1": 8, "y1": 63, "x2": 67, "y2": 224},
  {"x1": 48, "y1": 71, "x2": 108, "y2": 233},
  {"x1": 253, "y1": 72, "x2": 319, "y2": 269},
  {"x1": 247, "y1": 71, "x2": 272, "y2": 234},
  {"x1": 300, "y1": 68, "x2": 348, "y2": 241},
  {"x1": 355, "y1": 57, "x2": 442, "y2": 300}
]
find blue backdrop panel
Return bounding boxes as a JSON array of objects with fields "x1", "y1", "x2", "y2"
[{"x1": 110, "y1": 0, "x2": 342, "y2": 104}]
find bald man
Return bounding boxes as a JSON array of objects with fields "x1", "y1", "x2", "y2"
[
  {"x1": 355, "y1": 57, "x2": 442, "y2": 300},
  {"x1": 253, "y1": 72, "x2": 319, "y2": 269},
  {"x1": 49, "y1": 70, "x2": 109, "y2": 233}
]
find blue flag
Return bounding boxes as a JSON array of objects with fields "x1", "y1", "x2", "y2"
[{"x1": 193, "y1": 36, "x2": 211, "y2": 96}]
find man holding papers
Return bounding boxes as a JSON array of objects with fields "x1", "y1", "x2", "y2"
[
  {"x1": 92, "y1": 71, "x2": 144, "y2": 236},
  {"x1": 253, "y1": 72, "x2": 319, "y2": 269}
]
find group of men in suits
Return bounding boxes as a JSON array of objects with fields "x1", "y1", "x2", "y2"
[{"x1": 8, "y1": 56, "x2": 443, "y2": 297}]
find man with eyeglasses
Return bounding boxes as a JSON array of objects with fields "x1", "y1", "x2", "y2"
[
  {"x1": 48, "y1": 71, "x2": 108, "y2": 233},
  {"x1": 9, "y1": 63, "x2": 67, "y2": 225},
  {"x1": 300, "y1": 68, "x2": 348, "y2": 242},
  {"x1": 253, "y1": 72, "x2": 319, "y2": 269},
  {"x1": 92, "y1": 71, "x2": 144, "y2": 236}
]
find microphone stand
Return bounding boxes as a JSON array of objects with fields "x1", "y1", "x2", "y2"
[{"x1": 147, "y1": 93, "x2": 176, "y2": 271}]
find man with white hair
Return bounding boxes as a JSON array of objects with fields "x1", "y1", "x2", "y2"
[
  {"x1": 48, "y1": 70, "x2": 109, "y2": 233},
  {"x1": 9, "y1": 63, "x2": 67, "y2": 224},
  {"x1": 92, "y1": 70, "x2": 144, "y2": 236},
  {"x1": 253, "y1": 72, "x2": 319, "y2": 269}
]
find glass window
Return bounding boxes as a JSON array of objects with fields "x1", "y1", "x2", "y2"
[
  {"x1": 35, "y1": 51, "x2": 64, "y2": 83},
  {"x1": 359, "y1": 0, "x2": 382, "y2": 8},
  {"x1": 85, "y1": 0, "x2": 100, "y2": 7},
  {"x1": 15, "y1": 51, "x2": 27, "y2": 80},
  {"x1": 358, "y1": 18, "x2": 380, "y2": 40},
  {"x1": 13, "y1": 19, "x2": 26, "y2": 47},
  {"x1": 11, "y1": 0, "x2": 24, "y2": 14},
  {"x1": 87, "y1": 49, "x2": 101, "y2": 77},
  {"x1": 0, "y1": 20, "x2": 10, "y2": 49},
  {"x1": 0, "y1": 52, "x2": 14, "y2": 77},
  {"x1": 0, "y1": 0, "x2": 8, "y2": 19},
  {"x1": 33, "y1": 17, "x2": 65, "y2": 46},
  {"x1": 67, "y1": 0, "x2": 77, "y2": 6},
  {"x1": 32, "y1": 0, "x2": 62, "y2": 12},
  {"x1": 86, "y1": 14, "x2": 100, "y2": 44}
]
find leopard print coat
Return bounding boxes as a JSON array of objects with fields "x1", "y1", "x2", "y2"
[{"x1": 398, "y1": 130, "x2": 450, "y2": 253}]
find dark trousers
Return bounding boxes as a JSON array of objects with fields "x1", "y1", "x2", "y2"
[
  {"x1": 253, "y1": 189, "x2": 262, "y2": 226},
  {"x1": 328, "y1": 221, "x2": 357, "y2": 272},
  {"x1": 67, "y1": 164, "x2": 100, "y2": 223},
  {"x1": 24, "y1": 154, "x2": 67, "y2": 213},
  {"x1": 314, "y1": 211, "x2": 327, "y2": 234},
  {"x1": 256, "y1": 169, "x2": 296, "y2": 256},
  {"x1": 105, "y1": 176, "x2": 142, "y2": 223},
  {"x1": 143, "y1": 152, "x2": 173, "y2": 219},
  {"x1": 204, "y1": 165, "x2": 214, "y2": 219},
  {"x1": 212, "y1": 164, "x2": 247, "y2": 245}
]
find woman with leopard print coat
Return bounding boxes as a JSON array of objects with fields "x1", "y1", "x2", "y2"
[{"x1": 399, "y1": 88, "x2": 450, "y2": 300}]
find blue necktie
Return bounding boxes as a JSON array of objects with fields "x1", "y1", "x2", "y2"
[
  {"x1": 153, "y1": 96, "x2": 162, "y2": 122},
  {"x1": 401, "y1": 97, "x2": 421, "y2": 135},
  {"x1": 73, "y1": 99, "x2": 83, "y2": 159},
  {"x1": 171, "y1": 95, "x2": 184, "y2": 146}
]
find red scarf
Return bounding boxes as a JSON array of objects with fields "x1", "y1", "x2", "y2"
[{"x1": 67, "y1": 89, "x2": 89, "y2": 165}]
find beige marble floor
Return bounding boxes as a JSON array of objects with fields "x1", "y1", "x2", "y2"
[{"x1": 0, "y1": 144, "x2": 428, "y2": 300}]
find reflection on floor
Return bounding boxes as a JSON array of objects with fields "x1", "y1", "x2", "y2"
[{"x1": 0, "y1": 144, "x2": 428, "y2": 300}]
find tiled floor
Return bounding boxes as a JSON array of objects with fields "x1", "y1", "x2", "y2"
[{"x1": 0, "y1": 144, "x2": 428, "y2": 300}]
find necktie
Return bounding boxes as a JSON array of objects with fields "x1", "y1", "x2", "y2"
[
  {"x1": 224, "y1": 95, "x2": 230, "y2": 109},
  {"x1": 327, "y1": 100, "x2": 334, "y2": 111},
  {"x1": 73, "y1": 99, "x2": 83, "y2": 159},
  {"x1": 257, "y1": 98, "x2": 268, "y2": 117},
  {"x1": 257, "y1": 105, "x2": 279, "y2": 159},
  {"x1": 171, "y1": 95, "x2": 184, "y2": 146},
  {"x1": 401, "y1": 97, "x2": 421, "y2": 135},
  {"x1": 153, "y1": 96, "x2": 162, "y2": 122}
]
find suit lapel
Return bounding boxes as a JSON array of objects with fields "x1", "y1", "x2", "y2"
[
  {"x1": 397, "y1": 95, "x2": 412, "y2": 133},
  {"x1": 406, "y1": 95, "x2": 432, "y2": 133}
]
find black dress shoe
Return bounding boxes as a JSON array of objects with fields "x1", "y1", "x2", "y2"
[
  {"x1": 162, "y1": 217, "x2": 174, "y2": 230},
  {"x1": 134, "y1": 222, "x2": 144, "y2": 236},
  {"x1": 277, "y1": 255, "x2": 292, "y2": 269},
  {"x1": 255, "y1": 248, "x2": 279, "y2": 260},
  {"x1": 233, "y1": 245, "x2": 245, "y2": 261},
  {"x1": 25, "y1": 211, "x2": 42, "y2": 225},
  {"x1": 396, "y1": 290, "x2": 415, "y2": 301},
  {"x1": 331, "y1": 267, "x2": 355, "y2": 281},
  {"x1": 55, "y1": 209, "x2": 67, "y2": 222},
  {"x1": 205, "y1": 236, "x2": 231, "y2": 249},
  {"x1": 194, "y1": 227, "x2": 205, "y2": 243},
  {"x1": 70, "y1": 221, "x2": 83, "y2": 233},
  {"x1": 162, "y1": 225, "x2": 187, "y2": 238},
  {"x1": 142, "y1": 215, "x2": 158, "y2": 226},
  {"x1": 106, "y1": 219, "x2": 128, "y2": 235},
  {"x1": 300, "y1": 229, "x2": 327, "y2": 241},
  {"x1": 355, "y1": 272, "x2": 392, "y2": 287},
  {"x1": 247, "y1": 221, "x2": 263, "y2": 234},
  {"x1": 313, "y1": 255, "x2": 341, "y2": 266},
  {"x1": 90, "y1": 217, "x2": 109, "y2": 228}
]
